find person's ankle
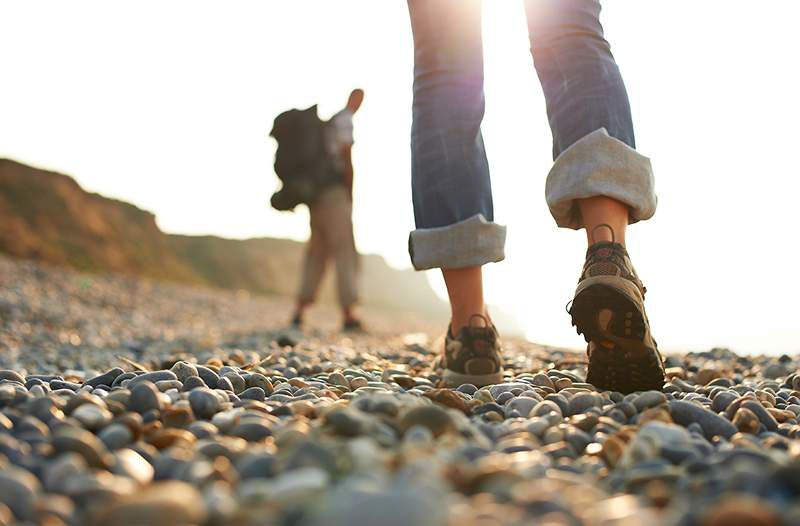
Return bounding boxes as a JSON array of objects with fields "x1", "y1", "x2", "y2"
[
  {"x1": 450, "y1": 308, "x2": 490, "y2": 335},
  {"x1": 587, "y1": 223, "x2": 626, "y2": 247}
]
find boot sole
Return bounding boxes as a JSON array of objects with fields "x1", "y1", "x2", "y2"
[{"x1": 570, "y1": 281, "x2": 664, "y2": 393}]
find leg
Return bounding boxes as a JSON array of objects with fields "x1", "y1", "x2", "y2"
[
  {"x1": 578, "y1": 196, "x2": 629, "y2": 246},
  {"x1": 443, "y1": 267, "x2": 485, "y2": 335},
  {"x1": 293, "y1": 209, "x2": 329, "y2": 325},
  {"x1": 407, "y1": 0, "x2": 504, "y2": 328},
  {"x1": 526, "y1": 0, "x2": 657, "y2": 231},
  {"x1": 322, "y1": 187, "x2": 361, "y2": 327},
  {"x1": 407, "y1": 0, "x2": 503, "y2": 386},
  {"x1": 527, "y1": 0, "x2": 663, "y2": 392}
]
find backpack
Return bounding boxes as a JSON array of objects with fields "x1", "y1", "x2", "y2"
[{"x1": 269, "y1": 105, "x2": 340, "y2": 211}]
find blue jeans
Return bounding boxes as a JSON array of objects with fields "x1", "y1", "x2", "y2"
[{"x1": 407, "y1": 0, "x2": 657, "y2": 270}]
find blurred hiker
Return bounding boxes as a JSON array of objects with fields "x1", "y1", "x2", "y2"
[
  {"x1": 406, "y1": 0, "x2": 663, "y2": 392},
  {"x1": 270, "y1": 89, "x2": 365, "y2": 331}
]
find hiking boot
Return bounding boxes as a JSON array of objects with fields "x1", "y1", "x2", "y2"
[
  {"x1": 569, "y1": 241, "x2": 665, "y2": 393},
  {"x1": 439, "y1": 315, "x2": 504, "y2": 387}
]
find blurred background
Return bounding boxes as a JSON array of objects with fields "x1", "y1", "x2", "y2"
[{"x1": 1, "y1": 0, "x2": 799, "y2": 354}]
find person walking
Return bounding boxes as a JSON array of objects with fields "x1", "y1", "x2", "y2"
[
  {"x1": 406, "y1": 0, "x2": 664, "y2": 392},
  {"x1": 292, "y1": 89, "x2": 365, "y2": 331}
]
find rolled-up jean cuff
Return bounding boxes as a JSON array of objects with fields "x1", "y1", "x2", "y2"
[
  {"x1": 546, "y1": 128, "x2": 657, "y2": 230},
  {"x1": 409, "y1": 214, "x2": 506, "y2": 270}
]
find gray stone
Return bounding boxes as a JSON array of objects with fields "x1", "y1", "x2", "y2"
[
  {"x1": 633, "y1": 390, "x2": 667, "y2": 412},
  {"x1": 195, "y1": 366, "x2": 220, "y2": 388},
  {"x1": 505, "y1": 397, "x2": 539, "y2": 418},
  {"x1": 72, "y1": 403, "x2": 112, "y2": 431},
  {"x1": 129, "y1": 381, "x2": 162, "y2": 414},
  {"x1": 239, "y1": 386, "x2": 266, "y2": 401},
  {"x1": 189, "y1": 388, "x2": 220, "y2": 420},
  {"x1": 86, "y1": 367, "x2": 124, "y2": 388},
  {"x1": 52, "y1": 426, "x2": 113, "y2": 469},
  {"x1": 668, "y1": 400, "x2": 737, "y2": 439},
  {"x1": 0, "y1": 466, "x2": 40, "y2": 521},
  {"x1": 568, "y1": 393, "x2": 603, "y2": 415},
  {"x1": 91, "y1": 481, "x2": 207, "y2": 526},
  {"x1": 245, "y1": 373, "x2": 273, "y2": 393},
  {"x1": 711, "y1": 390, "x2": 738, "y2": 413},
  {"x1": 170, "y1": 361, "x2": 199, "y2": 383},
  {"x1": 98, "y1": 423, "x2": 134, "y2": 450},
  {"x1": 126, "y1": 371, "x2": 178, "y2": 388},
  {"x1": 182, "y1": 376, "x2": 206, "y2": 391}
]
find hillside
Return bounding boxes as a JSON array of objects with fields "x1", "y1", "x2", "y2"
[{"x1": 0, "y1": 158, "x2": 447, "y2": 318}]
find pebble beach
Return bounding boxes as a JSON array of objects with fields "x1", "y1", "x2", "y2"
[{"x1": 1, "y1": 256, "x2": 799, "y2": 526}]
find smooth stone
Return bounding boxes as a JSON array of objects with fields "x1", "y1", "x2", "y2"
[
  {"x1": 182, "y1": 376, "x2": 206, "y2": 391},
  {"x1": 668, "y1": 400, "x2": 736, "y2": 439},
  {"x1": 222, "y1": 372, "x2": 246, "y2": 394},
  {"x1": 327, "y1": 372, "x2": 349, "y2": 390},
  {"x1": 325, "y1": 409, "x2": 370, "y2": 437},
  {"x1": 0, "y1": 466, "x2": 40, "y2": 521},
  {"x1": 236, "y1": 452, "x2": 276, "y2": 480},
  {"x1": 495, "y1": 392, "x2": 514, "y2": 405},
  {"x1": 230, "y1": 420, "x2": 273, "y2": 441},
  {"x1": 304, "y1": 485, "x2": 447, "y2": 526},
  {"x1": 170, "y1": 361, "x2": 199, "y2": 383},
  {"x1": 50, "y1": 380, "x2": 82, "y2": 391},
  {"x1": 189, "y1": 388, "x2": 221, "y2": 420},
  {"x1": 52, "y1": 427, "x2": 113, "y2": 468},
  {"x1": 187, "y1": 421, "x2": 219, "y2": 440},
  {"x1": 633, "y1": 391, "x2": 668, "y2": 412},
  {"x1": 503, "y1": 397, "x2": 539, "y2": 418},
  {"x1": 711, "y1": 390, "x2": 739, "y2": 413},
  {"x1": 239, "y1": 387, "x2": 266, "y2": 401},
  {"x1": 400, "y1": 405, "x2": 454, "y2": 437},
  {"x1": 763, "y1": 363, "x2": 788, "y2": 379},
  {"x1": 112, "y1": 372, "x2": 138, "y2": 388},
  {"x1": 488, "y1": 383, "x2": 530, "y2": 399},
  {"x1": 456, "y1": 384, "x2": 478, "y2": 396},
  {"x1": 531, "y1": 373, "x2": 555, "y2": 390},
  {"x1": 265, "y1": 467, "x2": 330, "y2": 504},
  {"x1": 544, "y1": 394, "x2": 570, "y2": 416},
  {"x1": 564, "y1": 427, "x2": 592, "y2": 453},
  {"x1": 568, "y1": 393, "x2": 603, "y2": 415},
  {"x1": 91, "y1": 481, "x2": 207, "y2": 526},
  {"x1": 128, "y1": 382, "x2": 162, "y2": 414},
  {"x1": 112, "y1": 448, "x2": 155, "y2": 485},
  {"x1": 740, "y1": 400, "x2": 779, "y2": 432},
  {"x1": 733, "y1": 407, "x2": 760, "y2": 434},
  {"x1": 98, "y1": 423, "x2": 134, "y2": 450},
  {"x1": 195, "y1": 366, "x2": 220, "y2": 388},
  {"x1": 531, "y1": 400, "x2": 563, "y2": 418},
  {"x1": 0, "y1": 370, "x2": 25, "y2": 384},
  {"x1": 127, "y1": 371, "x2": 177, "y2": 388},
  {"x1": 42, "y1": 453, "x2": 86, "y2": 493},
  {"x1": 155, "y1": 380, "x2": 183, "y2": 392},
  {"x1": 86, "y1": 368, "x2": 124, "y2": 388},
  {"x1": 72, "y1": 403, "x2": 112, "y2": 431},
  {"x1": 216, "y1": 376, "x2": 234, "y2": 392}
]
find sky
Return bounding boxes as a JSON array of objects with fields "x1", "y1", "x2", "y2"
[{"x1": 2, "y1": 1, "x2": 799, "y2": 355}]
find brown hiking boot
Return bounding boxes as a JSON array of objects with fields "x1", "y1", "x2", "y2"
[
  {"x1": 569, "y1": 241, "x2": 665, "y2": 393},
  {"x1": 439, "y1": 315, "x2": 504, "y2": 387}
]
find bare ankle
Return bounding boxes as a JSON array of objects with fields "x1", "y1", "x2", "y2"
[{"x1": 450, "y1": 308, "x2": 490, "y2": 335}]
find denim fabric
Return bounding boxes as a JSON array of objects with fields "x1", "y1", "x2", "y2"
[{"x1": 407, "y1": 0, "x2": 655, "y2": 270}]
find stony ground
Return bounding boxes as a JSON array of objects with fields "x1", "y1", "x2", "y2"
[{"x1": 1, "y1": 256, "x2": 799, "y2": 526}]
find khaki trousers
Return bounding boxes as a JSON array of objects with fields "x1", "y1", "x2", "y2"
[{"x1": 298, "y1": 185, "x2": 359, "y2": 308}]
